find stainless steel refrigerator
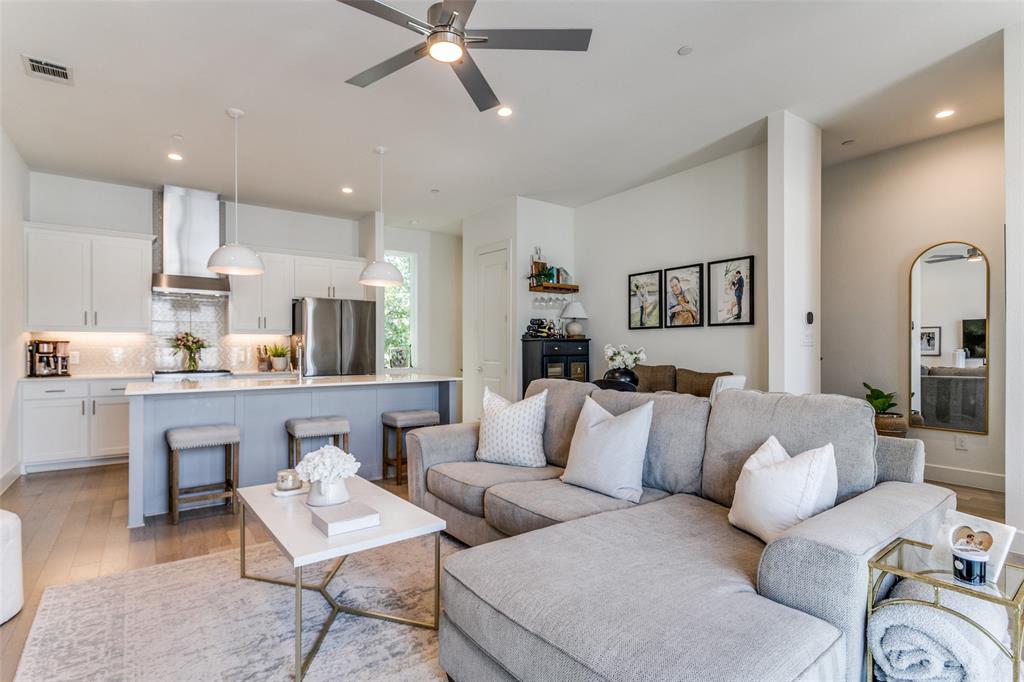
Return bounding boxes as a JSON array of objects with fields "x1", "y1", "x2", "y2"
[{"x1": 292, "y1": 298, "x2": 375, "y2": 376}]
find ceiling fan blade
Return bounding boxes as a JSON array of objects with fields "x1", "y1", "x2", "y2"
[
  {"x1": 925, "y1": 255, "x2": 965, "y2": 263},
  {"x1": 451, "y1": 52, "x2": 500, "y2": 111},
  {"x1": 336, "y1": 0, "x2": 433, "y2": 34},
  {"x1": 441, "y1": 0, "x2": 476, "y2": 26},
  {"x1": 346, "y1": 44, "x2": 428, "y2": 87},
  {"x1": 468, "y1": 28, "x2": 592, "y2": 51}
]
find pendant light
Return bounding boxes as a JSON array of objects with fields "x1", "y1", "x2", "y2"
[
  {"x1": 208, "y1": 108, "x2": 265, "y2": 276},
  {"x1": 359, "y1": 145, "x2": 403, "y2": 287}
]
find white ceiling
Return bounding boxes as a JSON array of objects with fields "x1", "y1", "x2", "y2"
[{"x1": 1, "y1": 1, "x2": 1018, "y2": 235}]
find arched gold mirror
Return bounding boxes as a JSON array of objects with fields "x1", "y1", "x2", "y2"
[{"x1": 909, "y1": 242, "x2": 989, "y2": 434}]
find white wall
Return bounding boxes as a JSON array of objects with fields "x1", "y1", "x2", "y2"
[
  {"x1": 767, "y1": 111, "x2": 822, "y2": 394},
  {"x1": 1, "y1": 131, "x2": 29, "y2": 490},
  {"x1": 822, "y1": 120, "x2": 1005, "y2": 491},
  {"x1": 574, "y1": 145, "x2": 769, "y2": 389},
  {"x1": 29, "y1": 172, "x2": 151, "y2": 233},
  {"x1": 225, "y1": 202, "x2": 358, "y2": 258}
]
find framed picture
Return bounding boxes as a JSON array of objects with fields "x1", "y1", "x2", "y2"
[
  {"x1": 920, "y1": 326, "x2": 941, "y2": 356},
  {"x1": 663, "y1": 264, "x2": 703, "y2": 328},
  {"x1": 708, "y1": 256, "x2": 754, "y2": 326},
  {"x1": 628, "y1": 270, "x2": 662, "y2": 329}
]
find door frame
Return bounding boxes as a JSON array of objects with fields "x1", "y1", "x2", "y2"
[{"x1": 473, "y1": 240, "x2": 513, "y2": 411}]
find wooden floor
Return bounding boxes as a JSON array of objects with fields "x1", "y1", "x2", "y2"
[
  {"x1": 0, "y1": 466, "x2": 1007, "y2": 681},
  {"x1": 0, "y1": 464, "x2": 408, "y2": 682}
]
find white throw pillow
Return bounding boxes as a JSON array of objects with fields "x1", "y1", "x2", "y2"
[
  {"x1": 727, "y1": 435, "x2": 838, "y2": 543},
  {"x1": 561, "y1": 396, "x2": 653, "y2": 502},
  {"x1": 476, "y1": 387, "x2": 548, "y2": 467}
]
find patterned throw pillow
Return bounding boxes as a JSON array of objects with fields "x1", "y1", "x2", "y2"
[{"x1": 476, "y1": 387, "x2": 548, "y2": 467}]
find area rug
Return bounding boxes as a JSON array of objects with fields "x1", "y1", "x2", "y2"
[{"x1": 16, "y1": 535, "x2": 463, "y2": 681}]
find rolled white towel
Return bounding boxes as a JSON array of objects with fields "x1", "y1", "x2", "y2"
[{"x1": 868, "y1": 575, "x2": 1011, "y2": 681}]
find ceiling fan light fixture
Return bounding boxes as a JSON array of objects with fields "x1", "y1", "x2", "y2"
[
  {"x1": 967, "y1": 248, "x2": 984, "y2": 262},
  {"x1": 427, "y1": 31, "x2": 464, "y2": 63}
]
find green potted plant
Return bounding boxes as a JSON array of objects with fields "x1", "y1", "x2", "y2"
[
  {"x1": 863, "y1": 382, "x2": 908, "y2": 437},
  {"x1": 267, "y1": 344, "x2": 291, "y2": 372}
]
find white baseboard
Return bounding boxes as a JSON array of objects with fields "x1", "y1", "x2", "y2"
[
  {"x1": 0, "y1": 463, "x2": 21, "y2": 496},
  {"x1": 924, "y1": 463, "x2": 1005, "y2": 492},
  {"x1": 24, "y1": 456, "x2": 127, "y2": 474}
]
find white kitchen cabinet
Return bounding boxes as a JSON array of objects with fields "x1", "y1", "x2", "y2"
[
  {"x1": 229, "y1": 252, "x2": 294, "y2": 334},
  {"x1": 24, "y1": 225, "x2": 153, "y2": 332},
  {"x1": 21, "y1": 397, "x2": 89, "y2": 464},
  {"x1": 90, "y1": 397, "x2": 129, "y2": 457},
  {"x1": 294, "y1": 255, "x2": 369, "y2": 300}
]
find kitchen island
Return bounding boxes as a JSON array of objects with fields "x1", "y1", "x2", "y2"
[{"x1": 125, "y1": 373, "x2": 461, "y2": 528}]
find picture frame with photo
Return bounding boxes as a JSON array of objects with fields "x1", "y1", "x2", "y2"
[
  {"x1": 708, "y1": 256, "x2": 754, "y2": 326},
  {"x1": 926, "y1": 509, "x2": 1016, "y2": 580},
  {"x1": 663, "y1": 264, "x2": 703, "y2": 328},
  {"x1": 628, "y1": 270, "x2": 662, "y2": 330},
  {"x1": 920, "y1": 326, "x2": 941, "y2": 356}
]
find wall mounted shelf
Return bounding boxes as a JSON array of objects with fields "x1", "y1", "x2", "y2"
[{"x1": 529, "y1": 283, "x2": 579, "y2": 294}]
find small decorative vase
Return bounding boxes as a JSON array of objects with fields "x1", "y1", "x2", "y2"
[
  {"x1": 874, "y1": 413, "x2": 908, "y2": 438},
  {"x1": 271, "y1": 356, "x2": 289, "y2": 371},
  {"x1": 604, "y1": 367, "x2": 639, "y2": 386},
  {"x1": 307, "y1": 478, "x2": 350, "y2": 507},
  {"x1": 185, "y1": 351, "x2": 200, "y2": 372}
]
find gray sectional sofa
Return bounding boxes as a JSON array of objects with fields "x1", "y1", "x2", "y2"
[{"x1": 406, "y1": 379, "x2": 955, "y2": 681}]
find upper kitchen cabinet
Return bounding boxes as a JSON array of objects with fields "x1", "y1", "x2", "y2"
[
  {"x1": 24, "y1": 224, "x2": 153, "y2": 332},
  {"x1": 228, "y1": 252, "x2": 294, "y2": 334},
  {"x1": 293, "y1": 255, "x2": 369, "y2": 300}
]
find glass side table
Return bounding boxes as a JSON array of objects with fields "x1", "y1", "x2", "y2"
[{"x1": 867, "y1": 537, "x2": 1024, "y2": 681}]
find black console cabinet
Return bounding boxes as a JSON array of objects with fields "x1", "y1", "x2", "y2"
[{"x1": 522, "y1": 338, "x2": 590, "y2": 397}]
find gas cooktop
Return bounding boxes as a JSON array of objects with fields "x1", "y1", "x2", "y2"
[{"x1": 152, "y1": 369, "x2": 233, "y2": 382}]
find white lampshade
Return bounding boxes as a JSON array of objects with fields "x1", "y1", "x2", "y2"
[
  {"x1": 207, "y1": 243, "x2": 265, "y2": 276},
  {"x1": 561, "y1": 301, "x2": 589, "y2": 319},
  {"x1": 359, "y1": 259, "x2": 403, "y2": 287}
]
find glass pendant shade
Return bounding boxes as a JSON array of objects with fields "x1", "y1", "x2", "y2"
[{"x1": 359, "y1": 259, "x2": 403, "y2": 287}]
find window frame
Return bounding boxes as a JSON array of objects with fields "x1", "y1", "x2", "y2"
[{"x1": 383, "y1": 250, "x2": 417, "y2": 373}]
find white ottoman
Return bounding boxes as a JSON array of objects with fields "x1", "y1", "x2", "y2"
[{"x1": 0, "y1": 509, "x2": 23, "y2": 623}]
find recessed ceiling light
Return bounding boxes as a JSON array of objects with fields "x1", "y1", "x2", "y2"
[
  {"x1": 167, "y1": 152, "x2": 183, "y2": 161},
  {"x1": 409, "y1": 219, "x2": 419, "y2": 225},
  {"x1": 676, "y1": 45, "x2": 693, "y2": 56},
  {"x1": 430, "y1": 188, "x2": 441, "y2": 194},
  {"x1": 841, "y1": 139, "x2": 856, "y2": 146},
  {"x1": 935, "y1": 109, "x2": 956, "y2": 119},
  {"x1": 497, "y1": 106, "x2": 513, "y2": 117},
  {"x1": 340, "y1": 186, "x2": 354, "y2": 194}
]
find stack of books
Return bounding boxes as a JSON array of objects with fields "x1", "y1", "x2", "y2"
[{"x1": 311, "y1": 501, "x2": 380, "y2": 536}]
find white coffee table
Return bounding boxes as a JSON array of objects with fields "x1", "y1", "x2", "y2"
[{"x1": 237, "y1": 476, "x2": 446, "y2": 681}]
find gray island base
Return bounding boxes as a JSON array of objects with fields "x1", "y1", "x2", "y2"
[{"x1": 125, "y1": 373, "x2": 461, "y2": 528}]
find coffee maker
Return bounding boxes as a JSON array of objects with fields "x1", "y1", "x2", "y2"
[{"x1": 26, "y1": 340, "x2": 70, "y2": 377}]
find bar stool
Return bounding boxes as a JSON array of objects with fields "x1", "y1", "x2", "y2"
[
  {"x1": 165, "y1": 424, "x2": 241, "y2": 525},
  {"x1": 286, "y1": 416, "x2": 351, "y2": 467},
  {"x1": 382, "y1": 410, "x2": 440, "y2": 485}
]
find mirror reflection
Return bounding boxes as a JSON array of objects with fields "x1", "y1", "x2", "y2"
[{"x1": 909, "y1": 242, "x2": 989, "y2": 434}]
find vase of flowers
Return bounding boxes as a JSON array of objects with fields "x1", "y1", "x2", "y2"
[
  {"x1": 603, "y1": 344, "x2": 646, "y2": 386},
  {"x1": 170, "y1": 332, "x2": 208, "y2": 372},
  {"x1": 295, "y1": 444, "x2": 361, "y2": 507}
]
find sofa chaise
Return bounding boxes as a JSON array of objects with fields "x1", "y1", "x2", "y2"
[{"x1": 406, "y1": 379, "x2": 955, "y2": 681}]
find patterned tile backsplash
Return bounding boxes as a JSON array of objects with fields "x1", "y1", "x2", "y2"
[{"x1": 34, "y1": 294, "x2": 290, "y2": 376}]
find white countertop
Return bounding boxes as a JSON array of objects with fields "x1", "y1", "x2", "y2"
[
  {"x1": 19, "y1": 373, "x2": 151, "y2": 382},
  {"x1": 124, "y1": 372, "x2": 462, "y2": 396}
]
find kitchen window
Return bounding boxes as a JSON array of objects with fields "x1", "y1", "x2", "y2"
[{"x1": 384, "y1": 251, "x2": 416, "y2": 370}]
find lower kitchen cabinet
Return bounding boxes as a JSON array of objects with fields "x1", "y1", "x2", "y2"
[
  {"x1": 21, "y1": 398, "x2": 89, "y2": 464},
  {"x1": 90, "y1": 397, "x2": 129, "y2": 457}
]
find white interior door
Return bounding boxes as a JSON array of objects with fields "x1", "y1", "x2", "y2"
[
  {"x1": 475, "y1": 246, "x2": 510, "y2": 405},
  {"x1": 25, "y1": 230, "x2": 92, "y2": 330},
  {"x1": 91, "y1": 237, "x2": 152, "y2": 331}
]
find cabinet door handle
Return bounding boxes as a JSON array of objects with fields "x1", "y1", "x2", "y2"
[
  {"x1": 44, "y1": 389, "x2": 65, "y2": 393},
  {"x1": 109, "y1": 387, "x2": 125, "y2": 392},
  {"x1": 94, "y1": 311, "x2": 98, "y2": 326},
  {"x1": 81, "y1": 400, "x2": 85, "y2": 415},
  {"x1": 84, "y1": 310, "x2": 88, "y2": 325},
  {"x1": 92, "y1": 400, "x2": 96, "y2": 415}
]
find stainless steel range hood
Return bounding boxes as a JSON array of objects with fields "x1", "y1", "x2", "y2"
[{"x1": 152, "y1": 185, "x2": 230, "y2": 296}]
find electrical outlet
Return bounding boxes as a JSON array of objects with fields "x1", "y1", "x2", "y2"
[
  {"x1": 954, "y1": 434, "x2": 968, "y2": 451},
  {"x1": 68, "y1": 351, "x2": 80, "y2": 365}
]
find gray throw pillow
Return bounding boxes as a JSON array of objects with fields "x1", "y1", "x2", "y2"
[{"x1": 561, "y1": 396, "x2": 653, "y2": 502}]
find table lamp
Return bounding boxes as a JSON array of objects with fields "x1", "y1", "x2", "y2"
[{"x1": 561, "y1": 301, "x2": 589, "y2": 338}]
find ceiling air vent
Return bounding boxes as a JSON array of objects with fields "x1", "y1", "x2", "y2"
[{"x1": 21, "y1": 55, "x2": 73, "y2": 85}]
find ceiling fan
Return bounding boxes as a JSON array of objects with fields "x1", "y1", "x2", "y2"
[
  {"x1": 925, "y1": 247, "x2": 985, "y2": 264},
  {"x1": 338, "y1": 0, "x2": 593, "y2": 112}
]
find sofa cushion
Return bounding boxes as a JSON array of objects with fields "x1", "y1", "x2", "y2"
[
  {"x1": 591, "y1": 389, "x2": 710, "y2": 494},
  {"x1": 426, "y1": 461, "x2": 563, "y2": 517},
  {"x1": 562, "y1": 397, "x2": 653, "y2": 502},
  {"x1": 477, "y1": 387, "x2": 548, "y2": 467},
  {"x1": 635, "y1": 364, "x2": 676, "y2": 392},
  {"x1": 676, "y1": 367, "x2": 733, "y2": 398},
  {"x1": 483, "y1": 478, "x2": 670, "y2": 536},
  {"x1": 702, "y1": 390, "x2": 877, "y2": 508},
  {"x1": 523, "y1": 379, "x2": 598, "y2": 467},
  {"x1": 443, "y1": 494, "x2": 843, "y2": 681}
]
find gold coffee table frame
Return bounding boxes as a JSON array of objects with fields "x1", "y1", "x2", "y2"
[
  {"x1": 867, "y1": 537, "x2": 1024, "y2": 681},
  {"x1": 239, "y1": 503, "x2": 441, "y2": 681}
]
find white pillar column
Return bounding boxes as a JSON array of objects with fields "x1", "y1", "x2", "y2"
[
  {"x1": 767, "y1": 111, "x2": 822, "y2": 395},
  {"x1": 359, "y1": 210, "x2": 386, "y2": 373}
]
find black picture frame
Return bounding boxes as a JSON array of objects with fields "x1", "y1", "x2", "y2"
[
  {"x1": 920, "y1": 326, "x2": 941, "y2": 356},
  {"x1": 628, "y1": 270, "x2": 662, "y2": 329},
  {"x1": 707, "y1": 256, "x2": 755, "y2": 326},
  {"x1": 663, "y1": 263, "x2": 704, "y2": 328}
]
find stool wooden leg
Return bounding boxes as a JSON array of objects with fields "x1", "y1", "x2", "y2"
[
  {"x1": 382, "y1": 424, "x2": 389, "y2": 480},
  {"x1": 169, "y1": 448, "x2": 180, "y2": 525},
  {"x1": 232, "y1": 443, "x2": 240, "y2": 514},
  {"x1": 332, "y1": 434, "x2": 339, "y2": 448},
  {"x1": 287, "y1": 434, "x2": 294, "y2": 468},
  {"x1": 395, "y1": 426, "x2": 404, "y2": 486},
  {"x1": 343, "y1": 432, "x2": 350, "y2": 452},
  {"x1": 224, "y1": 444, "x2": 232, "y2": 509},
  {"x1": 294, "y1": 437, "x2": 302, "y2": 468}
]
